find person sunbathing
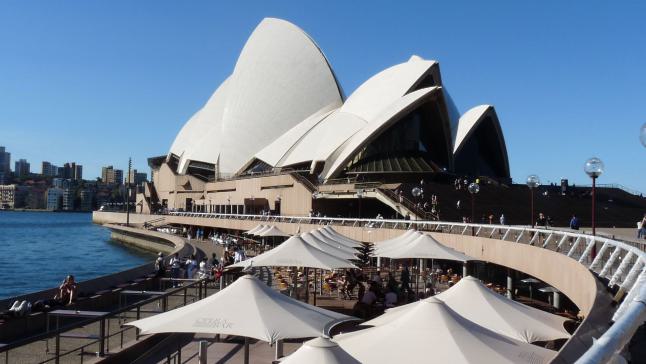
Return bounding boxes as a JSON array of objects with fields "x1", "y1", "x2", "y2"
[{"x1": 56, "y1": 275, "x2": 78, "y2": 305}]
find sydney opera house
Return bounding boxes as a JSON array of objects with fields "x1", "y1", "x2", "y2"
[
  {"x1": 83, "y1": 17, "x2": 645, "y2": 364},
  {"x1": 140, "y1": 18, "x2": 510, "y2": 217}
]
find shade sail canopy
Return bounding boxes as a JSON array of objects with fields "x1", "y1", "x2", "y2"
[
  {"x1": 252, "y1": 225, "x2": 272, "y2": 236},
  {"x1": 373, "y1": 230, "x2": 422, "y2": 255},
  {"x1": 231, "y1": 235, "x2": 358, "y2": 270},
  {"x1": 375, "y1": 233, "x2": 474, "y2": 261},
  {"x1": 306, "y1": 231, "x2": 358, "y2": 254},
  {"x1": 256, "y1": 225, "x2": 291, "y2": 237},
  {"x1": 245, "y1": 224, "x2": 266, "y2": 235},
  {"x1": 334, "y1": 298, "x2": 556, "y2": 364},
  {"x1": 367, "y1": 276, "x2": 571, "y2": 343},
  {"x1": 301, "y1": 232, "x2": 358, "y2": 260},
  {"x1": 127, "y1": 275, "x2": 353, "y2": 343},
  {"x1": 310, "y1": 230, "x2": 358, "y2": 252},
  {"x1": 320, "y1": 226, "x2": 361, "y2": 248},
  {"x1": 281, "y1": 336, "x2": 361, "y2": 364}
]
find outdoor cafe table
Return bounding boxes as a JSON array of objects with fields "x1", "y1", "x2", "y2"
[{"x1": 46, "y1": 309, "x2": 109, "y2": 357}]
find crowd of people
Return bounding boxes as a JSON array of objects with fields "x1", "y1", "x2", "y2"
[{"x1": 320, "y1": 266, "x2": 461, "y2": 319}]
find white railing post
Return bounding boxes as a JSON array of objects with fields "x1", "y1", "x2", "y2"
[
  {"x1": 621, "y1": 260, "x2": 644, "y2": 292},
  {"x1": 556, "y1": 234, "x2": 569, "y2": 252},
  {"x1": 542, "y1": 233, "x2": 554, "y2": 248},
  {"x1": 589, "y1": 242, "x2": 610, "y2": 272},
  {"x1": 567, "y1": 237, "x2": 583, "y2": 257},
  {"x1": 578, "y1": 238, "x2": 597, "y2": 264},
  {"x1": 609, "y1": 252, "x2": 635, "y2": 288},
  {"x1": 600, "y1": 247, "x2": 622, "y2": 278},
  {"x1": 515, "y1": 230, "x2": 525, "y2": 243},
  {"x1": 502, "y1": 228, "x2": 512, "y2": 241}
]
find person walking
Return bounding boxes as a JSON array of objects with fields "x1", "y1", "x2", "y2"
[
  {"x1": 639, "y1": 214, "x2": 646, "y2": 239},
  {"x1": 499, "y1": 213, "x2": 506, "y2": 225},
  {"x1": 169, "y1": 253, "x2": 181, "y2": 287},
  {"x1": 154, "y1": 252, "x2": 166, "y2": 277},
  {"x1": 569, "y1": 215, "x2": 580, "y2": 230},
  {"x1": 185, "y1": 254, "x2": 197, "y2": 279}
]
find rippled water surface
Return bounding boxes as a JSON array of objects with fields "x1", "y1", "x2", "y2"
[{"x1": 0, "y1": 211, "x2": 154, "y2": 299}]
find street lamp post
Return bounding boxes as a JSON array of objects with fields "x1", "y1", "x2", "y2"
[
  {"x1": 584, "y1": 157, "x2": 604, "y2": 236},
  {"x1": 526, "y1": 175, "x2": 540, "y2": 227},
  {"x1": 468, "y1": 182, "x2": 480, "y2": 236}
]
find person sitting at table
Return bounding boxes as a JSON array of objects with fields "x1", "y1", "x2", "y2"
[
  {"x1": 56, "y1": 275, "x2": 78, "y2": 306},
  {"x1": 354, "y1": 283, "x2": 378, "y2": 319},
  {"x1": 384, "y1": 287, "x2": 398, "y2": 308}
]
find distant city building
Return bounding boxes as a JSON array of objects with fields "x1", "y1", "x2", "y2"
[
  {"x1": 62, "y1": 187, "x2": 75, "y2": 211},
  {"x1": 46, "y1": 187, "x2": 64, "y2": 210},
  {"x1": 80, "y1": 189, "x2": 94, "y2": 211},
  {"x1": 128, "y1": 169, "x2": 148, "y2": 186},
  {"x1": 25, "y1": 184, "x2": 46, "y2": 209},
  {"x1": 62, "y1": 162, "x2": 83, "y2": 180},
  {"x1": 0, "y1": 147, "x2": 10, "y2": 184},
  {"x1": 101, "y1": 165, "x2": 123, "y2": 185},
  {"x1": 41, "y1": 161, "x2": 60, "y2": 177},
  {"x1": 0, "y1": 184, "x2": 16, "y2": 209},
  {"x1": 14, "y1": 159, "x2": 30, "y2": 178},
  {"x1": 52, "y1": 178, "x2": 70, "y2": 189},
  {"x1": 74, "y1": 164, "x2": 83, "y2": 180}
]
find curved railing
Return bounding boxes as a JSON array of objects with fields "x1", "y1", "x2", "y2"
[{"x1": 167, "y1": 211, "x2": 646, "y2": 363}]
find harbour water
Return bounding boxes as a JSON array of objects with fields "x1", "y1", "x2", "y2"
[{"x1": 0, "y1": 211, "x2": 155, "y2": 299}]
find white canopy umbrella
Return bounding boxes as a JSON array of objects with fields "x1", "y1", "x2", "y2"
[
  {"x1": 281, "y1": 336, "x2": 360, "y2": 364},
  {"x1": 230, "y1": 235, "x2": 358, "y2": 270},
  {"x1": 301, "y1": 232, "x2": 358, "y2": 260},
  {"x1": 368, "y1": 276, "x2": 571, "y2": 343},
  {"x1": 319, "y1": 227, "x2": 361, "y2": 248},
  {"x1": 310, "y1": 230, "x2": 358, "y2": 252},
  {"x1": 252, "y1": 225, "x2": 272, "y2": 236},
  {"x1": 334, "y1": 298, "x2": 556, "y2": 364},
  {"x1": 256, "y1": 225, "x2": 291, "y2": 237},
  {"x1": 306, "y1": 230, "x2": 358, "y2": 254},
  {"x1": 127, "y1": 275, "x2": 354, "y2": 342},
  {"x1": 375, "y1": 233, "x2": 474, "y2": 261},
  {"x1": 244, "y1": 224, "x2": 266, "y2": 235},
  {"x1": 373, "y1": 230, "x2": 422, "y2": 255}
]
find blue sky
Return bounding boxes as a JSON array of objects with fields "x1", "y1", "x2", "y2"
[{"x1": 1, "y1": 1, "x2": 645, "y2": 192}]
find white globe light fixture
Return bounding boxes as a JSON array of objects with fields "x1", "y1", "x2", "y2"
[
  {"x1": 526, "y1": 175, "x2": 540, "y2": 227},
  {"x1": 584, "y1": 157, "x2": 604, "y2": 179}
]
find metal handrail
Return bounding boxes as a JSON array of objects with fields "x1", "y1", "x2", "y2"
[
  {"x1": 0, "y1": 278, "x2": 212, "y2": 364},
  {"x1": 164, "y1": 211, "x2": 646, "y2": 363}
]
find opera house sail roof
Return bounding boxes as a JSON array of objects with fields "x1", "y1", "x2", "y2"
[{"x1": 166, "y1": 17, "x2": 510, "y2": 183}]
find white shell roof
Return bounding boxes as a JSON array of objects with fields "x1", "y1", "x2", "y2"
[
  {"x1": 174, "y1": 77, "x2": 230, "y2": 173},
  {"x1": 169, "y1": 18, "x2": 343, "y2": 174},
  {"x1": 254, "y1": 104, "x2": 340, "y2": 167},
  {"x1": 341, "y1": 58, "x2": 437, "y2": 121},
  {"x1": 322, "y1": 87, "x2": 441, "y2": 179},
  {"x1": 453, "y1": 105, "x2": 494, "y2": 154},
  {"x1": 254, "y1": 56, "x2": 441, "y2": 170}
]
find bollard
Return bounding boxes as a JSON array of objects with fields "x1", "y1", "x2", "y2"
[
  {"x1": 198, "y1": 340, "x2": 208, "y2": 364},
  {"x1": 244, "y1": 337, "x2": 250, "y2": 364},
  {"x1": 275, "y1": 339, "x2": 284, "y2": 360}
]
